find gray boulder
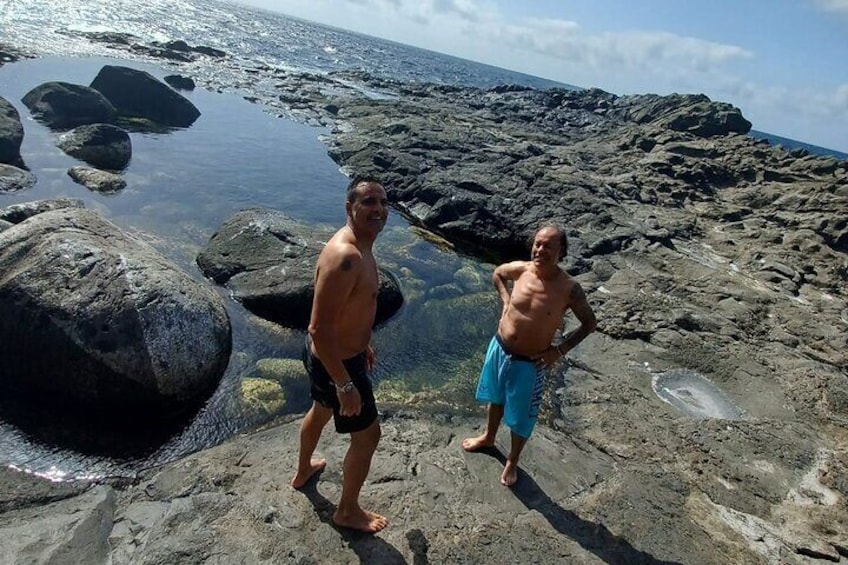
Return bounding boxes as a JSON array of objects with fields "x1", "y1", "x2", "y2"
[
  {"x1": 57, "y1": 123, "x2": 132, "y2": 170},
  {"x1": 21, "y1": 81, "x2": 116, "y2": 129},
  {"x1": 0, "y1": 164, "x2": 36, "y2": 193},
  {"x1": 0, "y1": 207, "x2": 231, "y2": 417},
  {"x1": 67, "y1": 166, "x2": 126, "y2": 193},
  {"x1": 197, "y1": 208, "x2": 403, "y2": 329},
  {"x1": 0, "y1": 96, "x2": 24, "y2": 164},
  {"x1": 90, "y1": 65, "x2": 200, "y2": 128}
]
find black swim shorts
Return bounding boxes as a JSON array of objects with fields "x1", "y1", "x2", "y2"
[{"x1": 302, "y1": 337, "x2": 378, "y2": 434}]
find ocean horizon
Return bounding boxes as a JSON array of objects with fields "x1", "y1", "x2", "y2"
[{"x1": 1, "y1": 0, "x2": 845, "y2": 158}]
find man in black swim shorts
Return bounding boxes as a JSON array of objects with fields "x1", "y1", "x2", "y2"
[
  {"x1": 290, "y1": 177, "x2": 389, "y2": 534},
  {"x1": 302, "y1": 335, "x2": 378, "y2": 434}
]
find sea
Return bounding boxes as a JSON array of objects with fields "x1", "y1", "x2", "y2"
[{"x1": 0, "y1": 0, "x2": 844, "y2": 481}]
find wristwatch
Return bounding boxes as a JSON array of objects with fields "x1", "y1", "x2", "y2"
[{"x1": 335, "y1": 380, "x2": 356, "y2": 394}]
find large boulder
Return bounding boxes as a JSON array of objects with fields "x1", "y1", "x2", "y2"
[
  {"x1": 0, "y1": 205, "x2": 231, "y2": 418},
  {"x1": 21, "y1": 81, "x2": 116, "y2": 129},
  {"x1": 90, "y1": 65, "x2": 200, "y2": 128},
  {"x1": 0, "y1": 96, "x2": 24, "y2": 164},
  {"x1": 197, "y1": 208, "x2": 403, "y2": 329},
  {"x1": 57, "y1": 123, "x2": 132, "y2": 170}
]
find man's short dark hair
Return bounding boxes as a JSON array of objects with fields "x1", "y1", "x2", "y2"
[
  {"x1": 528, "y1": 223, "x2": 568, "y2": 259},
  {"x1": 346, "y1": 176, "x2": 383, "y2": 203}
]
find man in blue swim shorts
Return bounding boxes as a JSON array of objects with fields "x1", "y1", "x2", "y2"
[{"x1": 463, "y1": 224, "x2": 597, "y2": 487}]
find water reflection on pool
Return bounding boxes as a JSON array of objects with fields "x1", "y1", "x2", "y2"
[{"x1": 0, "y1": 57, "x2": 499, "y2": 478}]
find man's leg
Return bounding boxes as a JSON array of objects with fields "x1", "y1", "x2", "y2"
[
  {"x1": 501, "y1": 431, "x2": 527, "y2": 487},
  {"x1": 333, "y1": 419, "x2": 388, "y2": 533},
  {"x1": 291, "y1": 401, "x2": 333, "y2": 488},
  {"x1": 461, "y1": 403, "x2": 504, "y2": 451}
]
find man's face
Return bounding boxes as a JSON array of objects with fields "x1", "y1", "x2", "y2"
[
  {"x1": 347, "y1": 181, "x2": 388, "y2": 236},
  {"x1": 531, "y1": 227, "x2": 561, "y2": 267}
]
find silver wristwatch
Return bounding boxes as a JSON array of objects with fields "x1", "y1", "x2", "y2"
[{"x1": 335, "y1": 380, "x2": 356, "y2": 394}]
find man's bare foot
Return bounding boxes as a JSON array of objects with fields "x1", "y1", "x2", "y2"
[
  {"x1": 461, "y1": 434, "x2": 495, "y2": 452},
  {"x1": 333, "y1": 506, "x2": 388, "y2": 533},
  {"x1": 290, "y1": 458, "x2": 326, "y2": 489},
  {"x1": 500, "y1": 460, "x2": 518, "y2": 487}
]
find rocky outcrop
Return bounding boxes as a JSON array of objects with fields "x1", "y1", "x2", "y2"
[
  {"x1": 21, "y1": 81, "x2": 116, "y2": 129},
  {"x1": 0, "y1": 164, "x2": 36, "y2": 193},
  {"x1": 0, "y1": 204, "x2": 232, "y2": 418},
  {"x1": 0, "y1": 96, "x2": 24, "y2": 165},
  {"x1": 197, "y1": 208, "x2": 404, "y2": 329},
  {"x1": 90, "y1": 65, "x2": 201, "y2": 128},
  {"x1": 57, "y1": 123, "x2": 132, "y2": 170},
  {"x1": 67, "y1": 166, "x2": 127, "y2": 193},
  {"x1": 2, "y1": 411, "x2": 845, "y2": 564}
]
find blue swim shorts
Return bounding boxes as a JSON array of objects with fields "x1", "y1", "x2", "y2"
[{"x1": 475, "y1": 334, "x2": 545, "y2": 439}]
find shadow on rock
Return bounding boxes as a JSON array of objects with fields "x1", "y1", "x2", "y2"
[
  {"x1": 299, "y1": 480, "x2": 409, "y2": 564},
  {"x1": 0, "y1": 391, "x2": 195, "y2": 460},
  {"x1": 486, "y1": 449, "x2": 682, "y2": 565}
]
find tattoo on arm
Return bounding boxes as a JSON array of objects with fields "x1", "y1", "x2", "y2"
[{"x1": 341, "y1": 258, "x2": 352, "y2": 271}]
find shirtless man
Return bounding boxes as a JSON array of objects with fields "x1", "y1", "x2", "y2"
[
  {"x1": 290, "y1": 177, "x2": 389, "y2": 533},
  {"x1": 462, "y1": 224, "x2": 597, "y2": 487}
]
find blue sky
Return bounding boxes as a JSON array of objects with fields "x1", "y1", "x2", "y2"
[{"x1": 232, "y1": 0, "x2": 847, "y2": 151}]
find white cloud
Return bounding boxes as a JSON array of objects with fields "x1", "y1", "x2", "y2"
[{"x1": 813, "y1": 0, "x2": 848, "y2": 13}]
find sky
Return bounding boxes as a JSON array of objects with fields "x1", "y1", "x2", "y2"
[{"x1": 231, "y1": 0, "x2": 847, "y2": 152}]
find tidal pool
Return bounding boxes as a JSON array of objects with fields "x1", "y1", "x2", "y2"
[
  {"x1": 651, "y1": 369, "x2": 745, "y2": 420},
  {"x1": 0, "y1": 56, "x2": 498, "y2": 478}
]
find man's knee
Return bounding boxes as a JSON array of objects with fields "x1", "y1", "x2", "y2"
[{"x1": 352, "y1": 420, "x2": 381, "y2": 450}]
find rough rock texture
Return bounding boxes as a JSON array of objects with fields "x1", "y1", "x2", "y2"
[
  {"x1": 1, "y1": 412, "x2": 845, "y2": 564},
  {"x1": 67, "y1": 165, "x2": 127, "y2": 192},
  {"x1": 0, "y1": 205, "x2": 232, "y2": 417},
  {"x1": 0, "y1": 197, "x2": 85, "y2": 224},
  {"x1": 0, "y1": 164, "x2": 36, "y2": 193},
  {"x1": 0, "y1": 96, "x2": 24, "y2": 165},
  {"x1": 197, "y1": 208, "x2": 404, "y2": 329},
  {"x1": 57, "y1": 123, "x2": 132, "y2": 170},
  {"x1": 90, "y1": 65, "x2": 201, "y2": 128},
  {"x1": 21, "y1": 81, "x2": 116, "y2": 129}
]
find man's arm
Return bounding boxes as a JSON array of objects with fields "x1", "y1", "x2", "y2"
[
  {"x1": 492, "y1": 261, "x2": 527, "y2": 312},
  {"x1": 308, "y1": 244, "x2": 363, "y2": 415},
  {"x1": 556, "y1": 283, "x2": 597, "y2": 356}
]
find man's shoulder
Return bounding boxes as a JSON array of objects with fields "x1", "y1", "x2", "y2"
[{"x1": 318, "y1": 235, "x2": 363, "y2": 269}]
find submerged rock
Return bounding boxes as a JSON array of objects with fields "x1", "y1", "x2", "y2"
[{"x1": 67, "y1": 166, "x2": 126, "y2": 193}]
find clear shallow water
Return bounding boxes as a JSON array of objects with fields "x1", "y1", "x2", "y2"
[{"x1": 0, "y1": 55, "x2": 499, "y2": 478}]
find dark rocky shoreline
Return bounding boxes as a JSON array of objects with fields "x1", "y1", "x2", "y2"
[{"x1": 1, "y1": 34, "x2": 847, "y2": 564}]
